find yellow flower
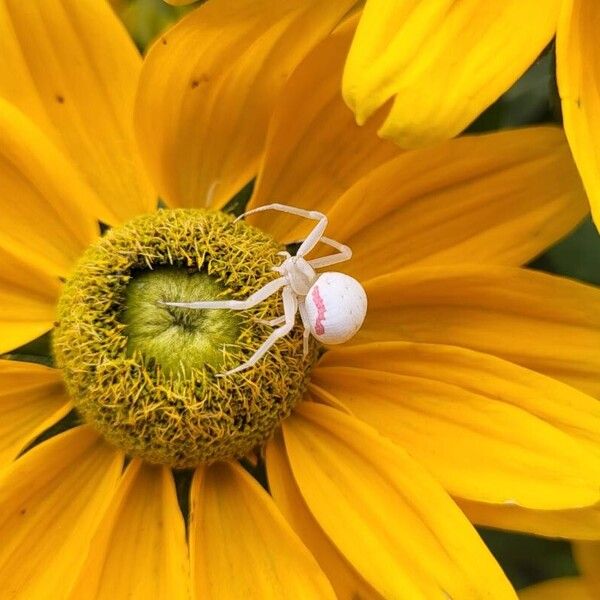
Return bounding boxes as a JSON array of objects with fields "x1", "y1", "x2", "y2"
[
  {"x1": 519, "y1": 542, "x2": 600, "y2": 599},
  {"x1": 0, "y1": 1, "x2": 599, "y2": 598},
  {"x1": 342, "y1": 1, "x2": 600, "y2": 228}
]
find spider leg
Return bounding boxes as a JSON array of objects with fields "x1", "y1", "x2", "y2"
[
  {"x1": 235, "y1": 203, "x2": 328, "y2": 259},
  {"x1": 219, "y1": 286, "x2": 298, "y2": 376},
  {"x1": 161, "y1": 277, "x2": 286, "y2": 310},
  {"x1": 298, "y1": 302, "x2": 311, "y2": 356},
  {"x1": 257, "y1": 315, "x2": 286, "y2": 327},
  {"x1": 307, "y1": 236, "x2": 352, "y2": 269}
]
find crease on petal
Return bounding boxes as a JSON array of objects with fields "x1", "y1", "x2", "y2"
[
  {"x1": 0, "y1": 427, "x2": 123, "y2": 599},
  {"x1": 283, "y1": 402, "x2": 516, "y2": 599},
  {"x1": 135, "y1": 0, "x2": 358, "y2": 210},
  {"x1": 0, "y1": 360, "x2": 72, "y2": 468},
  {"x1": 69, "y1": 460, "x2": 189, "y2": 600},
  {"x1": 343, "y1": 0, "x2": 561, "y2": 147},
  {"x1": 189, "y1": 460, "x2": 335, "y2": 599}
]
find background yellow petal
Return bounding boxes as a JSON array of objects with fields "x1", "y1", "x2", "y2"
[
  {"x1": 357, "y1": 265, "x2": 600, "y2": 398},
  {"x1": 135, "y1": 0, "x2": 358, "y2": 210},
  {"x1": 519, "y1": 577, "x2": 592, "y2": 600},
  {"x1": 0, "y1": 360, "x2": 71, "y2": 469},
  {"x1": 248, "y1": 17, "x2": 400, "y2": 242},
  {"x1": 316, "y1": 127, "x2": 587, "y2": 281},
  {"x1": 458, "y1": 500, "x2": 600, "y2": 541},
  {"x1": 265, "y1": 431, "x2": 381, "y2": 600},
  {"x1": 0, "y1": 427, "x2": 123, "y2": 599},
  {"x1": 557, "y1": 0, "x2": 600, "y2": 228},
  {"x1": 574, "y1": 542, "x2": 600, "y2": 595},
  {"x1": 312, "y1": 365, "x2": 600, "y2": 509},
  {"x1": 190, "y1": 461, "x2": 335, "y2": 599},
  {"x1": 283, "y1": 403, "x2": 516, "y2": 599},
  {"x1": 0, "y1": 0, "x2": 155, "y2": 223},
  {"x1": 0, "y1": 100, "x2": 99, "y2": 279},
  {"x1": 320, "y1": 342, "x2": 600, "y2": 458},
  {"x1": 0, "y1": 248, "x2": 60, "y2": 353},
  {"x1": 69, "y1": 460, "x2": 189, "y2": 600},
  {"x1": 344, "y1": 0, "x2": 561, "y2": 147}
]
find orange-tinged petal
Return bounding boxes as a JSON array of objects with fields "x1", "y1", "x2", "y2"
[
  {"x1": 135, "y1": 0, "x2": 358, "y2": 210},
  {"x1": 265, "y1": 431, "x2": 381, "y2": 600},
  {"x1": 283, "y1": 402, "x2": 516, "y2": 599},
  {"x1": 0, "y1": 100, "x2": 99, "y2": 279},
  {"x1": 312, "y1": 365, "x2": 600, "y2": 509},
  {"x1": 557, "y1": 0, "x2": 600, "y2": 228},
  {"x1": 316, "y1": 127, "x2": 587, "y2": 281},
  {"x1": 519, "y1": 577, "x2": 592, "y2": 600},
  {"x1": 0, "y1": 427, "x2": 123, "y2": 599},
  {"x1": 459, "y1": 499, "x2": 600, "y2": 541},
  {"x1": 574, "y1": 542, "x2": 600, "y2": 594},
  {"x1": 0, "y1": 248, "x2": 60, "y2": 353},
  {"x1": 0, "y1": 0, "x2": 155, "y2": 223},
  {"x1": 319, "y1": 342, "x2": 600, "y2": 458},
  {"x1": 358, "y1": 265, "x2": 600, "y2": 398},
  {"x1": 248, "y1": 17, "x2": 399, "y2": 243},
  {"x1": 344, "y1": 0, "x2": 561, "y2": 147},
  {"x1": 0, "y1": 360, "x2": 71, "y2": 469},
  {"x1": 190, "y1": 461, "x2": 335, "y2": 599},
  {"x1": 69, "y1": 460, "x2": 189, "y2": 600}
]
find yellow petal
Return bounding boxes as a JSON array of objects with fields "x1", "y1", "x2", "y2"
[
  {"x1": 358, "y1": 265, "x2": 600, "y2": 398},
  {"x1": 190, "y1": 460, "x2": 335, "y2": 599},
  {"x1": 248, "y1": 17, "x2": 400, "y2": 243},
  {"x1": 0, "y1": 247, "x2": 59, "y2": 353},
  {"x1": 319, "y1": 342, "x2": 600, "y2": 459},
  {"x1": 344, "y1": 0, "x2": 561, "y2": 147},
  {"x1": 283, "y1": 402, "x2": 516, "y2": 599},
  {"x1": 519, "y1": 577, "x2": 592, "y2": 600},
  {"x1": 458, "y1": 499, "x2": 600, "y2": 541},
  {"x1": 135, "y1": 0, "x2": 357, "y2": 210},
  {"x1": 557, "y1": 0, "x2": 600, "y2": 227},
  {"x1": 574, "y1": 542, "x2": 600, "y2": 595},
  {"x1": 0, "y1": 427, "x2": 123, "y2": 599},
  {"x1": 265, "y1": 431, "x2": 380, "y2": 600},
  {"x1": 69, "y1": 460, "x2": 189, "y2": 600},
  {"x1": 318, "y1": 127, "x2": 586, "y2": 281},
  {"x1": 0, "y1": 99, "x2": 99, "y2": 279},
  {"x1": 312, "y1": 365, "x2": 600, "y2": 509},
  {"x1": 0, "y1": 0, "x2": 155, "y2": 223},
  {"x1": 0, "y1": 360, "x2": 71, "y2": 469}
]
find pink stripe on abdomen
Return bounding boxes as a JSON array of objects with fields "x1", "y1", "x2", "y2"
[{"x1": 311, "y1": 285, "x2": 326, "y2": 335}]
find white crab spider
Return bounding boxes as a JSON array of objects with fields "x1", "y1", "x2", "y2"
[{"x1": 164, "y1": 203, "x2": 367, "y2": 376}]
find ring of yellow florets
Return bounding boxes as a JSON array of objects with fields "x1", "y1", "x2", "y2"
[{"x1": 53, "y1": 209, "x2": 318, "y2": 467}]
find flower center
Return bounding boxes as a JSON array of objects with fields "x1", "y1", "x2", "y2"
[{"x1": 53, "y1": 209, "x2": 318, "y2": 467}]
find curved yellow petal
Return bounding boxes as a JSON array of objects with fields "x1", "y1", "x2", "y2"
[
  {"x1": 265, "y1": 431, "x2": 381, "y2": 600},
  {"x1": 557, "y1": 0, "x2": 600, "y2": 227},
  {"x1": 0, "y1": 360, "x2": 71, "y2": 469},
  {"x1": 190, "y1": 460, "x2": 335, "y2": 599},
  {"x1": 458, "y1": 499, "x2": 600, "y2": 541},
  {"x1": 283, "y1": 403, "x2": 516, "y2": 599},
  {"x1": 0, "y1": 100, "x2": 99, "y2": 279},
  {"x1": 519, "y1": 577, "x2": 592, "y2": 600},
  {"x1": 135, "y1": 0, "x2": 357, "y2": 210},
  {"x1": 319, "y1": 342, "x2": 600, "y2": 458},
  {"x1": 344, "y1": 0, "x2": 560, "y2": 147},
  {"x1": 248, "y1": 17, "x2": 400, "y2": 243},
  {"x1": 0, "y1": 427, "x2": 123, "y2": 599},
  {"x1": 574, "y1": 542, "x2": 600, "y2": 595},
  {"x1": 358, "y1": 265, "x2": 600, "y2": 398},
  {"x1": 69, "y1": 460, "x2": 189, "y2": 600},
  {"x1": 318, "y1": 127, "x2": 587, "y2": 281},
  {"x1": 0, "y1": 0, "x2": 155, "y2": 223},
  {"x1": 0, "y1": 248, "x2": 59, "y2": 353}
]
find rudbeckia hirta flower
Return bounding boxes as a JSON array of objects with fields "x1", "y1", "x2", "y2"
[
  {"x1": 1, "y1": 1, "x2": 600, "y2": 598},
  {"x1": 342, "y1": 1, "x2": 600, "y2": 228}
]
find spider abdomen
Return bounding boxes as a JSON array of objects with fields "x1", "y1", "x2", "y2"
[{"x1": 305, "y1": 272, "x2": 367, "y2": 344}]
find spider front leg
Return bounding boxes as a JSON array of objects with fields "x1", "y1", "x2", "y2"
[{"x1": 220, "y1": 286, "x2": 298, "y2": 376}]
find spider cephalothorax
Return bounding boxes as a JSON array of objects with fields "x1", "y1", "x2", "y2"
[{"x1": 164, "y1": 204, "x2": 368, "y2": 375}]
